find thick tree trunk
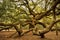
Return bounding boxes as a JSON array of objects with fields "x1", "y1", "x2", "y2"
[
  {"x1": 40, "y1": 33, "x2": 45, "y2": 38},
  {"x1": 13, "y1": 25, "x2": 22, "y2": 36}
]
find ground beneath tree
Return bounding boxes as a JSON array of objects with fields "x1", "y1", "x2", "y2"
[{"x1": 0, "y1": 31, "x2": 60, "y2": 40}]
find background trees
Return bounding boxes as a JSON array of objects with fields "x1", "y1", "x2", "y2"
[{"x1": 0, "y1": 0, "x2": 60, "y2": 38}]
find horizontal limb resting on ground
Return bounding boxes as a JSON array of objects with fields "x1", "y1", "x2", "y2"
[
  {"x1": 0, "y1": 22, "x2": 34, "y2": 37},
  {"x1": 33, "y1": 20, "x2": 60, "y2": 38},
  {"x1": 9, "y1": 28, "x2": 33, "y2": 37}
]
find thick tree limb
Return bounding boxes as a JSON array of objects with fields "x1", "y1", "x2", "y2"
[
  {"x1": 35, "y1": 0, "x2": 59, "y2": 20},
  {"x1": 41, "y1": 20, "x2": 60, "y2": 33},
  {"x1": 34, "y1": 20, "x2": 60, "y2": 36}
]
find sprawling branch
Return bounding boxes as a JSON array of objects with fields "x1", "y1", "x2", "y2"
[
  {"x1": 35, "y1": 0, "x2": 59, "y2": 20},
  {"x1": 34, "y1": 20, "x2": 60, "y2": 36}
]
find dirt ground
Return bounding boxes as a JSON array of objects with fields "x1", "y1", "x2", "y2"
[{"x1": 0, "y1": 31, "x2": 60, "y2": 40}]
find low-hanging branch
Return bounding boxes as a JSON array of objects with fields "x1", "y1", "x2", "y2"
[
  {"x1": 33, "y1": 20, "x2": 60, "y2": 36},
  {"x1": 0, "y1": 26, "x2": 12, "y2": 31},
  {"x1": 0, "y1": 23, "x2": 16, "y2": 31}
]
